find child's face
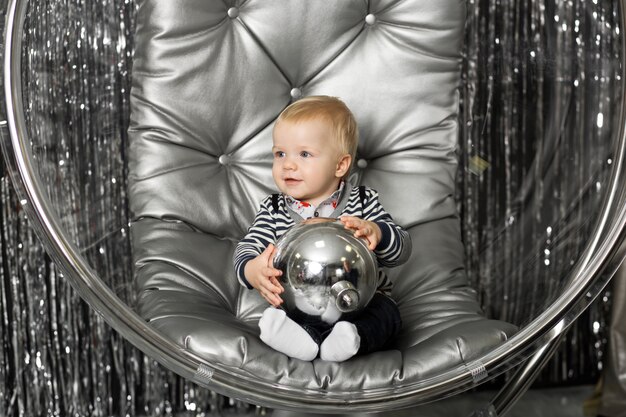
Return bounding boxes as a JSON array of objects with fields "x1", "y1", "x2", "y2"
[{"x1": 272, "y1": 118, "x2": 351, "y2": 207}]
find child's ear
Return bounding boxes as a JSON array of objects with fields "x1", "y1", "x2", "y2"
[{"x1": 335, "y1": 154, "x2": 352, "y2": 178}]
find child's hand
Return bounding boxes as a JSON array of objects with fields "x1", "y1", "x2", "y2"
[
  {"x1": 339, "y1": 216, "x2": 381, "y2": 251},
  {"x1": 244, "y1": 244, "x2": 284, "y2": 307}
]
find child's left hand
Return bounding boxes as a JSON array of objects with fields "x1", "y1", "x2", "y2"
[{"x1": 339, "y1": 216, "x2": 381, "y2": 251}]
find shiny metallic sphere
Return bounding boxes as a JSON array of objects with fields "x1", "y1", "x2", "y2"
[{"x1": 273, "y1": 218, "x2": 378, "y2": 324}]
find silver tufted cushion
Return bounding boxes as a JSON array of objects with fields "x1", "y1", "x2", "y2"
[{"x1": 129, "y1": 0, "x2": 517, "y2": 390}]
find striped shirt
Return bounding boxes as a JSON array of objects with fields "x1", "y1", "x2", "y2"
[{"x1": 234, "y1": 183, "x2": 412, "y2": 295}]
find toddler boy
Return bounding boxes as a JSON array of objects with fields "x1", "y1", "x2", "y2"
[{"x1": 234, "y1": 96, "x2": 411, "y2": 361}]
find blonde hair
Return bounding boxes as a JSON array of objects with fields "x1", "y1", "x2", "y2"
[{"x1": 276, "y1": 96, "x2": 359, "y2": 166}]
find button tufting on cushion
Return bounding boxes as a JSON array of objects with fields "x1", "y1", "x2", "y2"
[
  {"x1": 227, "y1": 7, "x2": 239, "y2": 19},
  {"x1": 357, "y1": 158, "x2": 368, "y2": 169},
  {"x1": 218, "y1": 154, "x2": 230, "y2": 166},
  {"x1": 365, "y1": 13, "x2": 376, "y2": 25},
  {"x1": 290, "y1": 87, "x2": 302, "y2": 99}
]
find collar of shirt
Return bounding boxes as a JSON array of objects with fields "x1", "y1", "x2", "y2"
[{"x1": 284, "y1": 181, "x2": 345, "y2": 219}]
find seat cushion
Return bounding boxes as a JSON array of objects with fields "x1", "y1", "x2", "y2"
[{"x1": 134, "y1": 217, "x2": 516, "y2": 389}]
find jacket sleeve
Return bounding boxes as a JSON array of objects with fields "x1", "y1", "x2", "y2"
[
  {"x1": 233, "y1": 196, "x2": 276, "y2": 288},
  {"x1": 362, "y1": 188, "x2": 412, "y2": 268}
]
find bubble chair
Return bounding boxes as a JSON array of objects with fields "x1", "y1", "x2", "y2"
[{"x1": 1, "y1": 0, "x2": 626, "y2": 415}]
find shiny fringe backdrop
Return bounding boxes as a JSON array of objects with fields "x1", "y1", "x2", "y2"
[
  {"x1": 0, "y1": 0, "x2": 621, "y2": 416},
  {"x1": 460, "y1": 0, "x2": 621, "y2": 383},
  {"x1": 1, "y1": 0, "x2": 255, "y2": 415}
]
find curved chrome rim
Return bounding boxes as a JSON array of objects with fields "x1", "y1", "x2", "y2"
[{"x1": 1, "y1": 0, "x2": 626, "y2": 412}]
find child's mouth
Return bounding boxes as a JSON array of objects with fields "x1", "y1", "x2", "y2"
[{"x1": 284, "y1": 178, "x2": 302, "y2": 185}]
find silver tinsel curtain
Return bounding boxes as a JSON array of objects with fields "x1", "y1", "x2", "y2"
[
  {"x1": 0, "y1": 0, "x2": 621, "y2": 415},
  {"x1": 459, "y1": 0, "x2": 620, "y2": 383}
]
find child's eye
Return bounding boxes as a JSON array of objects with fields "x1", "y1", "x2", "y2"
[
  {"x1": 300, "y1": 151, "x2": 311, "y2": 158},
  {"x1": 274, "y1": 151, "x2": 285, "y2": 158}
]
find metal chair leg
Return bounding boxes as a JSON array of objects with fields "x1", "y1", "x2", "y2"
[{"x1": 469, "y1": 333, "x2": 566, "y2": 417}]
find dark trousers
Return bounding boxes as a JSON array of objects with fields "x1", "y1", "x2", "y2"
[{"x1": 290, "y1": 293, "x2": 402, "y2": 355}]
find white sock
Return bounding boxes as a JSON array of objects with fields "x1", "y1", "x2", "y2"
[
  {"x1": 258, "y1": 307, "x2": 319, "y2": 361},
  {"x1": 319, "y1": 321, "x2": 361, "y2": 362}
]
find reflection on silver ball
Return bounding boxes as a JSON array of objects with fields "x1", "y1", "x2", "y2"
[{"x1": 273, "y1": 218, "x2": 378, "y2": 324}]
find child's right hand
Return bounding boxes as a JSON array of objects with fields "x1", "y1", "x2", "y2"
[{"x1": 244, "y1": 244, "x2": 284, "y2": 307}]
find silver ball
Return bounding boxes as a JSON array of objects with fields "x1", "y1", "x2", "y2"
[{"x1": 273, "y1": 218, "x2": 378, "y2": 324}]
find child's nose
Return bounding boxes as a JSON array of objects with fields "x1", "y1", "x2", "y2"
[{"x1": 283, "y1": 158, "x2": 296, "y2": 170}]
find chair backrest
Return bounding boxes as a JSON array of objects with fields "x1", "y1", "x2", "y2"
[
  {"x1": 129, "y1": 0, "x2": 464, "y2": 238},
  {"x1": 129, "y1": 0, "x2": 467, "y2": 325}
]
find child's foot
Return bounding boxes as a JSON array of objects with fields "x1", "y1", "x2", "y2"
[
  {"x1": 319, "y1": 321, "x2": 361, "y2": 362},
  {"x1": 258, "y1": 307, "x2": 319, "y2": 361}
]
